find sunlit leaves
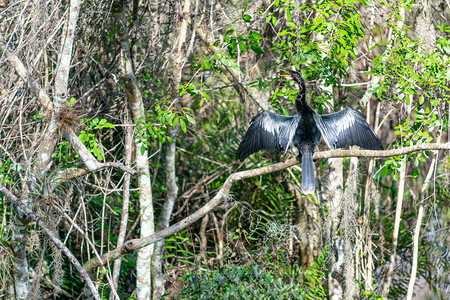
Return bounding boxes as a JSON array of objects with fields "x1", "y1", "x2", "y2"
[
  {"x1": 0, "y1": 158, "x2": 18, "y2": 185},
  {"x1": 76, "y1": 118, "x2": 115, "y2": 160}
]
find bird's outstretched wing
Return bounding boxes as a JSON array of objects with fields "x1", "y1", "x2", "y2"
[
  {"x1": 313, "y1": 108, "x2": 383, "y2": 150},
  {"x1": 238, "y1": 111, "x2": 301, "y2": 160}
]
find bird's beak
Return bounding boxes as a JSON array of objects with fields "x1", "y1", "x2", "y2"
[{"x1": 280, "y1": 74, "x2": 293, "y2": 80}]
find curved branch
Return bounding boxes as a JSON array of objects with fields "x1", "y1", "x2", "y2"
[
  {"x1": 83, "y1": 142, "x2": 450, "y2": 273},
  {"x1": 0, "y1": 184, "x2": 101, "y2": 300}
]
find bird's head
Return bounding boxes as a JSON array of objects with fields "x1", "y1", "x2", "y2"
[{"x1": 280, "y1": 70, "x2": 304, "y2": 85}]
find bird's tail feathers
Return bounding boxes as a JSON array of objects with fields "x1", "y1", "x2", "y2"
[{"x1": 301, "y1": 152, "x2": 315, "y2": 194}]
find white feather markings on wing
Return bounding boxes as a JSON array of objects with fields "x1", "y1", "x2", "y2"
[
  {"x1": 336, "y1": 110, "x2": 355, "y2": 135},
  {"x1": 313, "y1": 114, "x2": 335, "y2": 149},
  {"x1": 283, "y1": 114, "x2": 301, "y2": 153},
  {"x1": 261, "y1": 114, "x2": 279, "y2": 136}
]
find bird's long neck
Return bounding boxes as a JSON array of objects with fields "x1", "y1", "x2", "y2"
[{"x1": 295, "y1": 76, "x2": 308, "y2": 112}]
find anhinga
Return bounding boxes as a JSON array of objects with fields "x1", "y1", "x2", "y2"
[{"x1": 237, "y1": 70, "x2": 383, "y2": 194}]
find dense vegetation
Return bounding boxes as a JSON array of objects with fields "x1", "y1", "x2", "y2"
[{"x1": 0, "y1": 0, "x2": 449, "y2": 299}]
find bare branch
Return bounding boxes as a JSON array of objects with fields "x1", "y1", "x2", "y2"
[
  {"x1": 0, "y1": 36, "x2": 53, "y2": 111},
  {"x1": 0, "y1": 184, "x2": 101, "y2": 300},
  {"x1": 83, "y1": 142, "x2": 450, "y2": 273},
  {"x1": 53, "y1": 162, "x2": 136, "y2": 182}
]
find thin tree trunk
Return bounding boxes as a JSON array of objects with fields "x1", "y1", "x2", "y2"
[
  {"x1": 151, "y1": 0, "x2": 190, "y2": 297},
  {"x1": 320, "y1": 83, "x2": 345, "y2": 299},
  {"x1": 325, "y1": 156, "x2": 344, "y2": 300},
  {"x1": 11, "y1": 191, "x2": 30, "y2": 300},
  {"x1": 343, "y1": 156, "x2": 359, "y2": 299},
  {"x1": 110, "y1": 109, "x2": 133, "y2": 298},
  {"x1": 113, "y1": 1, "x2": 155, "y2": 298},
  {"x1": 406, "y1": 205, "x2": 424, "y2": 299},
  {"x1": 406, "y1": 134, "x2": 440, "y2": 299},
  {"x1": 382, "y1": 156, "x2": 408, "y2": 296},
  {"x1": 152, "y1": 126, "x2": 179, "y2": 298}
]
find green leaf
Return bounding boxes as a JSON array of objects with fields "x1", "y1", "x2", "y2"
[
  {"x1": 224, "y1": 29, "x2": 234, "y2": 43},
  {"x1": 239, "y1": 41, "x2": 248, "y2": 53},
  {"x1": 180, "y1": 118, "x2": 187, "y2": 133},
  {"x1": 199, "y1": 89, "x2": 210, "y2": 100},
  {"x1": 186, "y1": 114, "x2": 196, "y2": 124},
  {"x1": 251, "y1": 32, "x2": 262, "y2": 41},
  {"x1": 93, "y1": 148, "x2": 104, "y2": 160},
  {"x1": 79, "y1": 131, "x2": 89, "y2": 143},
  {"x1": 250, "y1": 44, "x2": 264, "y2": 55},
  {"x1": 166, "y1": 113, "x2": 175, "y2": 126},
  {"x1": 272, "y1": 16, "x2": 277, "y2": 27},
  {"x1": 243, "y1": 14, "x2": 252, "y2": 23},
  {"x1": 419, "y1": 95, "x2": 424, "y2": 105}
]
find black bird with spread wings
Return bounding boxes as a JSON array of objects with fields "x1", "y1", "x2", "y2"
[{"x1": 237, "y1": 70, "x2": 383, "y2": 194}]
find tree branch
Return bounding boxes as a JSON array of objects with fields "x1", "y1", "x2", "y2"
[
  {"x1": 53, "y1": 162, "x2": 136, "y2": 182},
  {"x1": 0, "y1": 184, "x2": 101, "y2": 300},
  {"x1": 82, "y1": 142, "x2": 450, "y2": 273}
]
